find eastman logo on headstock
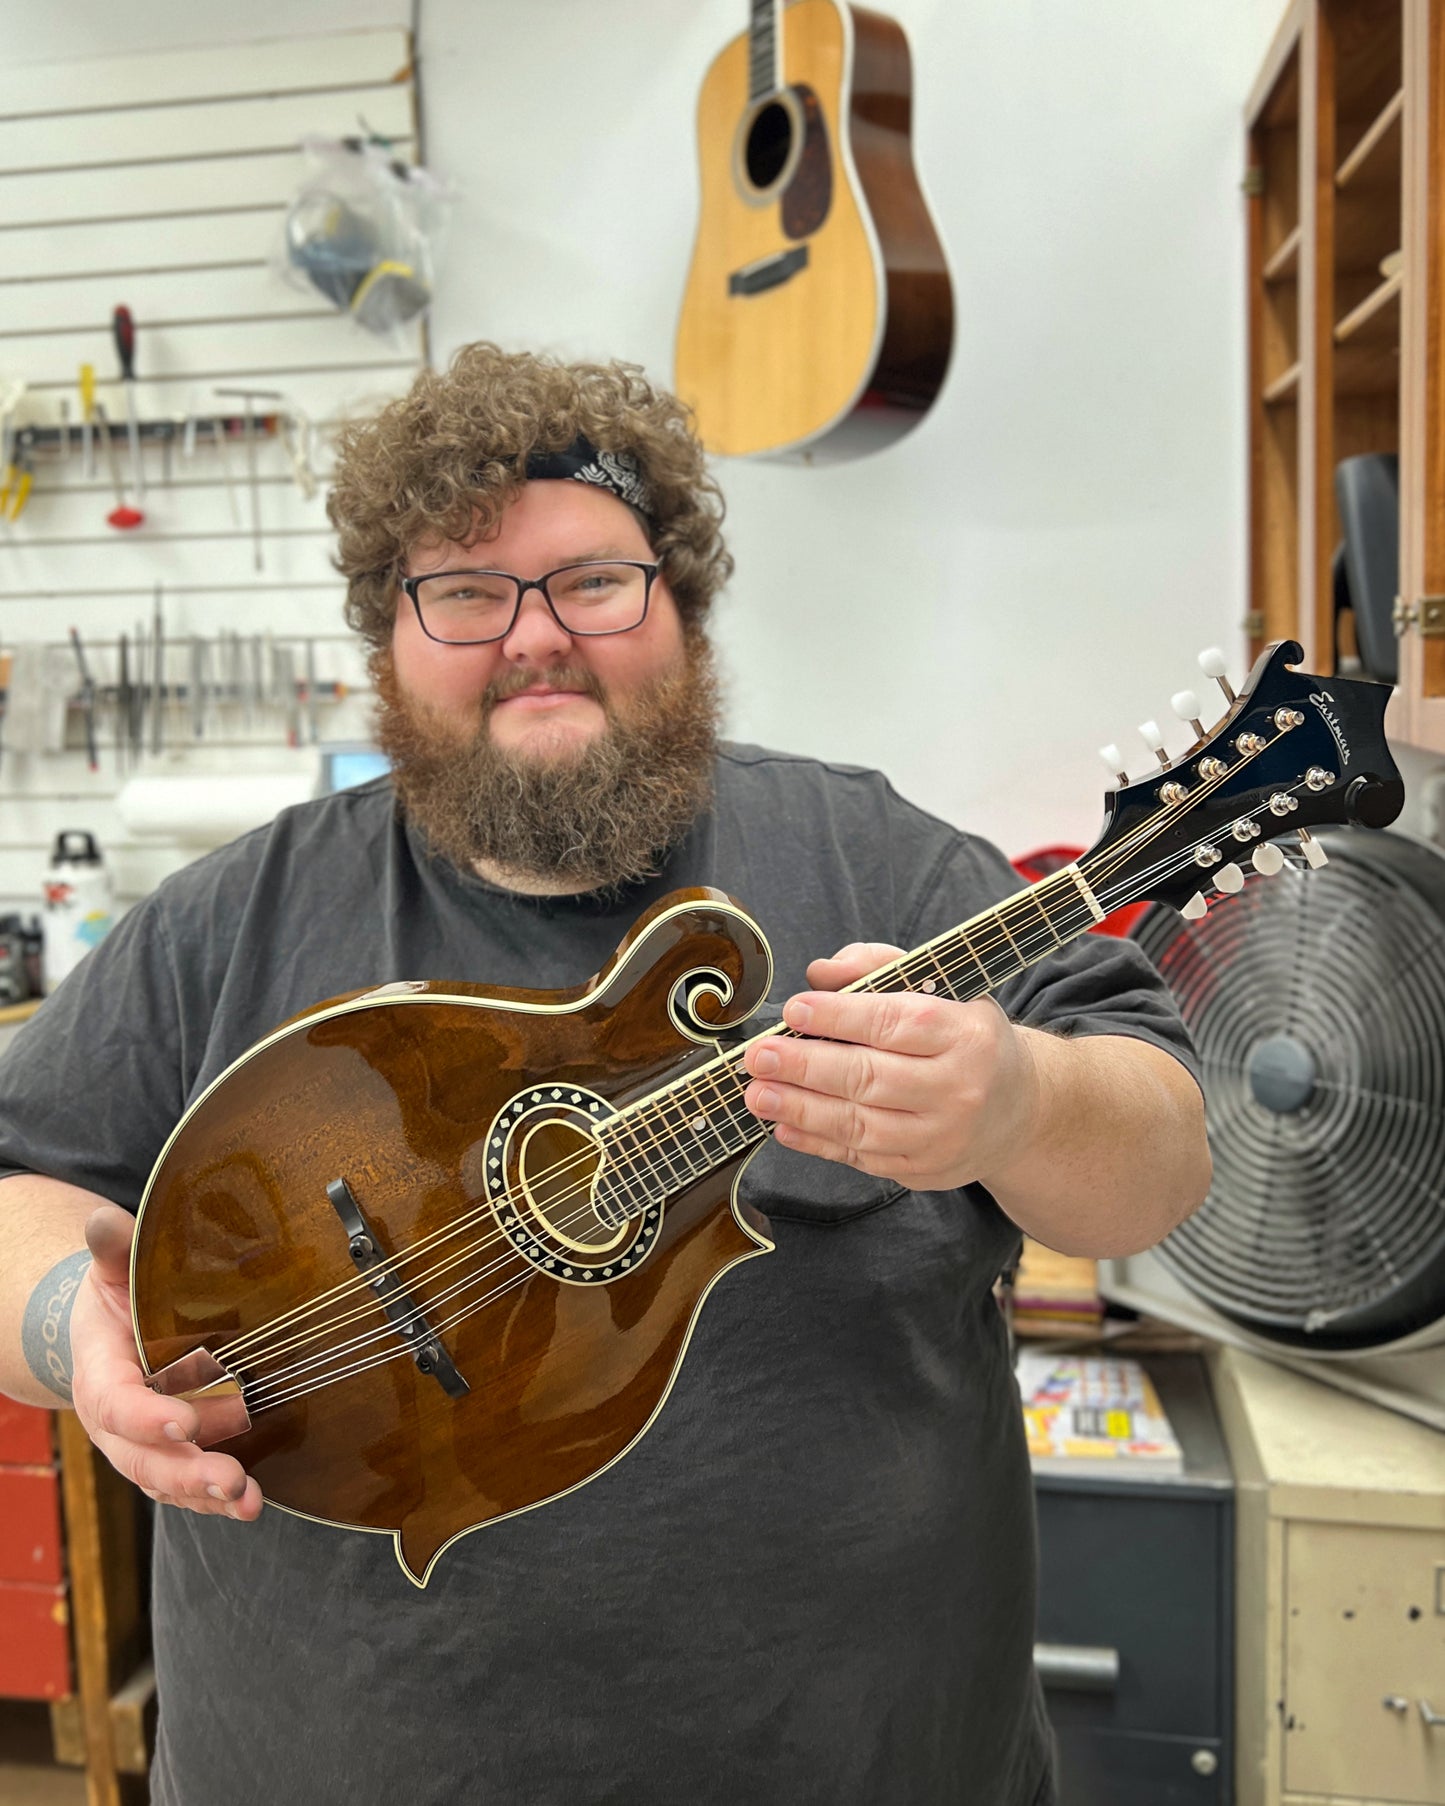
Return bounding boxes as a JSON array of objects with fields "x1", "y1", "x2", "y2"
[{"x1": 1308, "y1": 690, "x2": 1352, "y2": 766}]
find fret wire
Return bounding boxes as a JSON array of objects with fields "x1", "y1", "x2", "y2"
[
  {"x1": 599, "y1": 1116, "x2": 654, "y2": 1212},
  {"x1": 648, "y1": 1088, "x2": 711, "y2": 1185},
  {"x1": 1023, "y1": 883, "x2": 1063, "y2": 947},
  {"x1": 994, "y1": 906, "x2": 1025, "y2": 962},
  {"x1": 639, "y1": 1099, "x2": 692, "y2": 1192}
]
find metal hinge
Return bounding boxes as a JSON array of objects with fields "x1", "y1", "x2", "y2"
[
  {"x1": 1394, "y1": 595, "x2": 1445, "y2": 637},
  {"x1": 1242, "y1": 167, "x2": 1265, "y2": 197},
  {"x1": 1243, "y1": 610, "x2": 1265, "y2": 638}
]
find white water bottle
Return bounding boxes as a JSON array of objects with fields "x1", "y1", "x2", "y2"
[{"x1": 42, "y1": 830, "x2": 115, "y2": 991}]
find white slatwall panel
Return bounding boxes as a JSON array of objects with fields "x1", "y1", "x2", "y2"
[{"x1": 0, "y1": 29, "x2": 422, "y2": 913}]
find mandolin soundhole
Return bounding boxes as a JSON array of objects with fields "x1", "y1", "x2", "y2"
[
  {"x1": 517, "y1": 1118, "x2": 624, "y2": 1255},
  {"x1": 483, "y1": 1089, "x2": 665, "y2": 1288}
]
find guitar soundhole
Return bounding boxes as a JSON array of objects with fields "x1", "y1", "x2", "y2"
[{"x1": 745, "y1": 101, "x2": 793, "y2": 190}]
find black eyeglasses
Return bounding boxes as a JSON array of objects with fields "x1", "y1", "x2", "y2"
[{"x1": 400, "y1": 560, "x2": 660, "y2": 646}]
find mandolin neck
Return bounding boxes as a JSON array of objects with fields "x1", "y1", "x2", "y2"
[
  {"x1": 747, "y1": 0, "x2": 782, "y2": 101},
  {"x1": 599, "y1": 863, "x2": 1106, "y2": 1207}
]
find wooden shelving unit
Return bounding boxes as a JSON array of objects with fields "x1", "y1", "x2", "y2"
[{"x1": 1246, "y1": 0, "x2": 1445, "y2": 755}]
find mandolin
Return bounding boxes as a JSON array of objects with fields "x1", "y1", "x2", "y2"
[
  {"x1": 674, "y1": 0, "x2": 953, "y2": 461},
  {"x1": 133, "y1": 643, "x2": 1401, "y2": 1585}
]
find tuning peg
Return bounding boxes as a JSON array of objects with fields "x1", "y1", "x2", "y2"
[
  {"x1": 1138, "y1": 720, "x2": 1169, "y2": 765},
  {"x1": 1198, "y1": 647, "x2": 1237, "y2": 705},
  {"x1": 1213, "y1": 862, "x2": 1245, "y2": 894},
  {"x1": 1171, "y1": 690, "x2": 1207, "y2": 738},
  {"x1": 1251, "y1": 842, "x2": 1286, "y2": 876},
  {"x1": 1180, "y1": 892, "x2": 1208, "y2": 920},
  {"x1": 1099, "y1": 744, "x2": 1128, "y2": 786},
  {"x1": 1298, "y1": 829, "x2": 1328, "y2": 869}
]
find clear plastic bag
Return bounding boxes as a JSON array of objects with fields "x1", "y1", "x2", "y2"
[{"x1": 277, "y1": 135, "x2": 455, "y2": 338}]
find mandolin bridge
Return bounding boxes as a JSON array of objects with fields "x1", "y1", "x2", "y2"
[{"x1": 326, "y1": 1178, "x2": 470, "y2": 1400}]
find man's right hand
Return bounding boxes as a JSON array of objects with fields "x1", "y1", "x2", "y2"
[{"x1": 70, "y1": 1205, "x2": 263, "y2": 1521}]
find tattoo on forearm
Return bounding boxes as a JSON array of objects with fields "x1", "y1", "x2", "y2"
[{"x1": 22, "y1": 1251, "x2": 93, "y2": 1402}]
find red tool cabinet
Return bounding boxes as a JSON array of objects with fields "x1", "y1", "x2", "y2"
[{"x1": 0, "y1": 1397, "x2": 71, "y2": 1701}]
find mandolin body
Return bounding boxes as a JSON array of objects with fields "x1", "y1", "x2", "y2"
[
  {"x1": 675, "y1": 0, "x2": 953, "y2": 460},
  {"x1": 130, "y1": 889, "x2": 776, "y2": 1586}
]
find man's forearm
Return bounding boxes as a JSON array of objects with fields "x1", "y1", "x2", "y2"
[
  {"x1": 0, "y1": 1174, "x2": 111, "y2": 1407},
  {"x1": 984, "y1": 1031, "x2": 1211, "y2": 1259}
]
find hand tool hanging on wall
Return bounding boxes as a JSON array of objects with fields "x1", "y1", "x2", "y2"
[
  {"x1": 79, "y1": 366, "x2": 96, "y2": 479},
  {"x1": 112, "y1": 306, "x2": 144, "y2": 502},
  {"x1": 150, "y1": 585, "x2": 165, "y2": 755},
  {"x1": 215, "y1": 386, "x2": 282, "y2": 572},
  {"x1": 92, "y1": 400, "x2": 144, "y2": 530},
  {"x1": 68, "y1": 628, "x2": 98, "y2": 773}
]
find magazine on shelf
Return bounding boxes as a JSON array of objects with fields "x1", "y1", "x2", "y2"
[{"x1": 1016, "y1": 1353, "x2": 1184, "y2": 1477}]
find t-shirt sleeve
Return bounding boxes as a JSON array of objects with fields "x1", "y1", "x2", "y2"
[
  {"x1": 0, "y1": 893, "x2": 191, "y2": 1209},
  {"x1": 901, "y1": 831, "x2": 1201, "y2": 1091}
]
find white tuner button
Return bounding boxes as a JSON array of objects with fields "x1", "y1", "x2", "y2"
[
  {"x1": 1138, "y1": 720, "x2": 1168, "y2": 764},
  {"x1": 1099, "y1": 744, "x2": 1128, "y2": 784},
  {"x1": 1198, "y1": 646, "x2": 1238, "y2": 704},
  {"x1": 1298, "y1": 829, "x2": 1329, "y2": 869},
  {"x1": 1214, "y1": 863, "x2": 1245, "y2": 894},
  {"x1": 1180, "y1": 892, "x2": 1208, "y2": 921},
  {"x1": 1252, "y1": 842, "x2": 1285, "y2": 875},
  {"x1": 1171, "y1": 690, "x2": 1206, "y2": 737}
]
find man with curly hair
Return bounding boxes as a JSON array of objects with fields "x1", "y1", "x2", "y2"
[{"x1": 0, "y1": 343, "x2": 1206, "y2": 1806}]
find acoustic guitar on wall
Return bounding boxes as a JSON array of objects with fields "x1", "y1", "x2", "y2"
[{"x1": 674, "y1": 0, "x2": 954, "y2": 462}]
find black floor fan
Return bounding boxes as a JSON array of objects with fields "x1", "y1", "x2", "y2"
[{"x1": 1132, "y1": 827, "x2": 1445, "y2": 1355}]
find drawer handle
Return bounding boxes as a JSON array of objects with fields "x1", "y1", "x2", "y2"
[
  {"x1": 1034, "y1": 1642, "x2": 1120, "y2": 1693},
  {"x1": 1422, "y1": 1700, "x2": 1445, "y2": 1729}
]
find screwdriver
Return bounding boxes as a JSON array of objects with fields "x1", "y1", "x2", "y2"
[
  {"x1": 112, "y1": 306, "x2": 144, "y2": 502},
  {"x1": 79, "y1": 365, "x2": 95, "y2": 480}
]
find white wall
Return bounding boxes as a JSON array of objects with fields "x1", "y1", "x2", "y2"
[{"x1": 2, "y1": 0, "x2": 1279, "y2": 889}]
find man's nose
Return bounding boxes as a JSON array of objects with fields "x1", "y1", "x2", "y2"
[{"x1": 498, "y1": 585, "x2": 573, "y2": 662}]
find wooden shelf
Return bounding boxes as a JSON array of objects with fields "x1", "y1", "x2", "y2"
[
  {"x1": 1335, "y1": 268, "x2": 1403, "y2": 344},
  {"x1": 1336, "y1": 87, "x2": 1403, "y2": 188},
  {"x1": 1263, "y1": 224, "x2": 1301, "y2": 282},
  {"x1": 1262, "y1": 361, "x2": 1301, "y2": 405},
  {"x1": 1334, "y1": 271, "x2": 1403, "y2": 397}
]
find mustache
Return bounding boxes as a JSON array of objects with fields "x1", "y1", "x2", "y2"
[{"x1": 483, "y1": 665, "x2": 606, "y2": 710}]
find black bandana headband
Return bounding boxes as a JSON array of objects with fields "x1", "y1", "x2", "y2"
[{"x1": 522, "y1": 435, "x2": 654, "y2": 521}]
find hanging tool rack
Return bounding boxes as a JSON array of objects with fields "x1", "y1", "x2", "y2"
[{"x1": 0, "y1": 633, "x2": 355, "y2": 769}]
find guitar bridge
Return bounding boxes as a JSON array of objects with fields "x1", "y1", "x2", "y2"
[
  {"x1": 326, "y1": 1178, "x2": 471, "y2": 1400},
  {"x1": 728, "y1": 245, "x2": 809, "y2": 296}
]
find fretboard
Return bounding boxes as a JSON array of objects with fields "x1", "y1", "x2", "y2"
[
  {"x1": 597, "y1": 865, "x2": 1104, "y2": 1213},
  {"x1": 748, "y1": 0, "x2": 780, "y2": 101}
]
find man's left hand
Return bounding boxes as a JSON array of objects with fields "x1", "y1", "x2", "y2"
[{"x1": 741, "y1": 942, "x2": 1042, "y2": 1192}]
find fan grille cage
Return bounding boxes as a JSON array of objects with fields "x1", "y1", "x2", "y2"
[{"x1": 1132, "y1": 831, "x2": 1445, "y2": 1347}]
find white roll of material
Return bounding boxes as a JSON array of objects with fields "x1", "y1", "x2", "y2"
[{"x1": 117, "y1": 766, "x2": 319, "y2": 846}]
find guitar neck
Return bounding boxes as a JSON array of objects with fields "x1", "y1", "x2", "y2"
[
  {"x1": 599, "y1": 864, "x2": 1106, "y2": 1205},
  {"x1": 747, "y1": 0, "x2": 781, "y2": 101}
]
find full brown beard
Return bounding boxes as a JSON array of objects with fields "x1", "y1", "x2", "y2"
[{"x1": 371, "y1": 634, "x2": 720, "y2": 894}]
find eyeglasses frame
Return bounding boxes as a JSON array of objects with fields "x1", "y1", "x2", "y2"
[{"x1": 399, "y1": 559, "x2": 661, "y2": 646}]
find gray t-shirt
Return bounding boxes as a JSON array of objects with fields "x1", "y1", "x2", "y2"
[{"x1": 0, "y1": 744, "x2": 1196, "y2": 1806}]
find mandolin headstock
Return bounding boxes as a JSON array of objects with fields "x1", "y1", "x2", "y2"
[{"x1": 1082, "y1": 641, "x2": 1403, "y2": 919}]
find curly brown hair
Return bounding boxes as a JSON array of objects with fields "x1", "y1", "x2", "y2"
[{"x1": 328, "y1": 342, "x2": 733, "y2": 647}]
